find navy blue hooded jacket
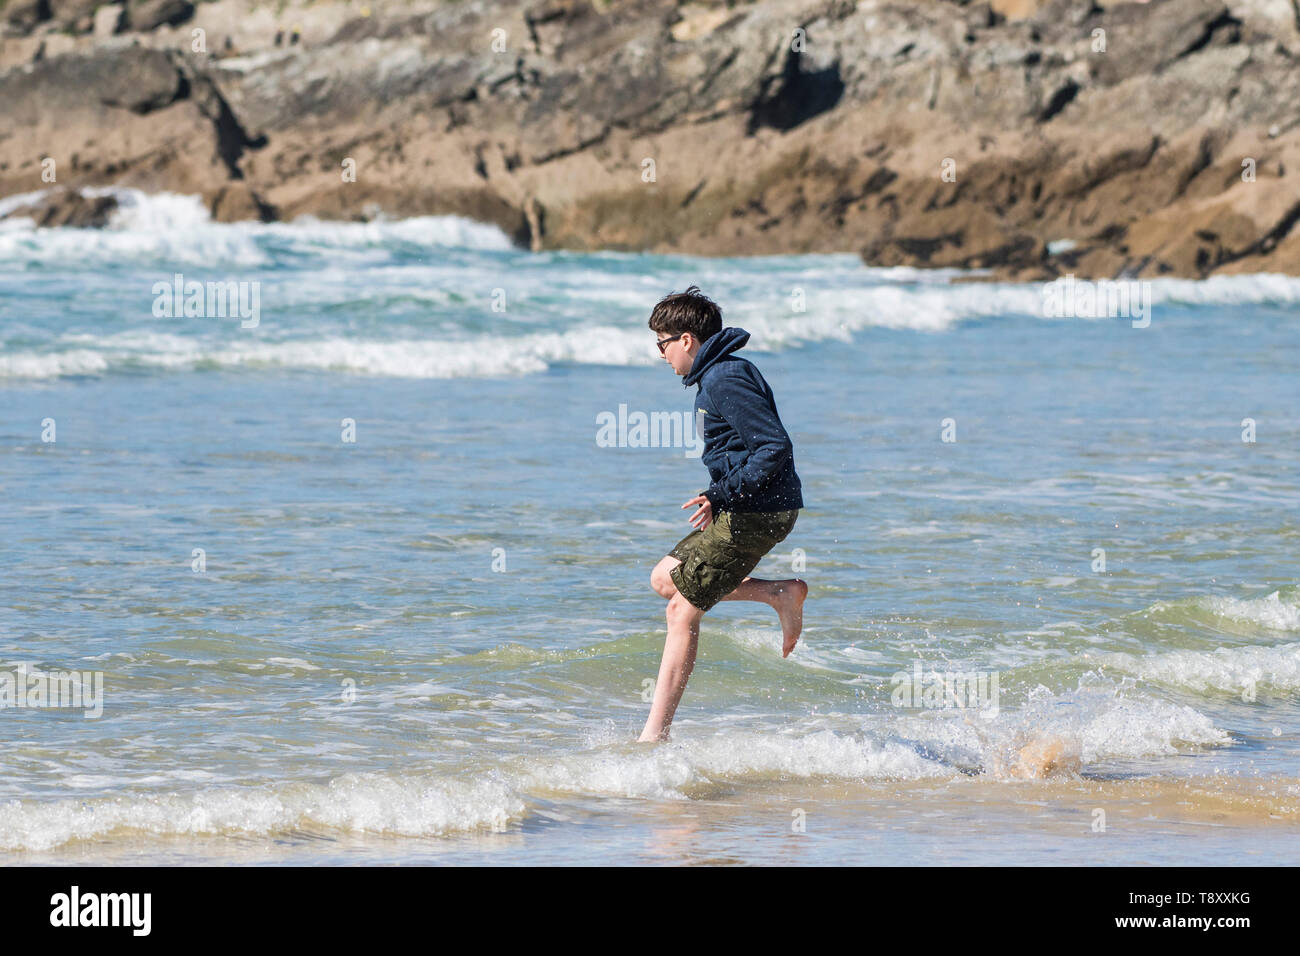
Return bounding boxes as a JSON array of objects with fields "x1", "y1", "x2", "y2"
[{"x1": 683, "y1": 327, "x2": 804, "y2": 514}]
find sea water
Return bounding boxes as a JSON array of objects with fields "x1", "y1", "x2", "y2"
[{"x1": 0, "y1": 189, "x2": 1297, "y2": 864}]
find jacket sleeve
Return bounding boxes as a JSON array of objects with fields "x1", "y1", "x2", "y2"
[{"x1": 702, "y1": 368, "x2": 794, "y2": 512}]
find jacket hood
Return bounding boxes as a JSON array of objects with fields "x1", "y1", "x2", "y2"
[{"x1": 683, "y1": 327, "x2": 750, "y2": 387}]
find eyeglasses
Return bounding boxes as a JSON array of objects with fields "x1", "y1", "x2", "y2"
[{"x1": 656, "y1": 333, "x2": 684, "y2": 354}]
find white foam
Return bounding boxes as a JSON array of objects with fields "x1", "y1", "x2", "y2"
[
  {"x1": 102, "y1": 189, "x2": 215, "y2": 233},
  {"x1": 4, "y1": 192, "x2": 1299, "y2": 313},
  {"x1": 0, "y1": 728, "x2": 950, "y2": 851},
  {"x1": 889, "y1": 679, "x2": 1231, "y2": 776},
  {"x1": 1110, "y1": 642, "x2": 1300, "y2": 695},
  {"x1": 6, "y1": 187, "x2": 1300, "y2": 381},
  {"x1": 0, "y1": 772, "x2": 525, "y2": 852},
  {"x1": 1202, "y1": 590, "x2": 1300, "y2": 632},
  {"x1": 1074, "y1": 693, "x2": 1230, "y2": 759},
  {"x1": 0, "y1": 189, "x2": 52, "y2": 219},
  {"x1": 1145, "y1": 272, "x2": 1300, "y2": 307},
  {"x1": 681, "y1": 729, "x2": 948, "y2": 782},
  {"x1": 0, "y1": 187, "x2": 513, "y2": 268},
  {"x1": 268, "y1": 213, "x2": 514, "y2": 252},
  {"x1": 0, "y1": 327, "x2": 656, "y2": 380},
  {"x1": 0, "y1": 688, "x2": 1241, "y2": 851},
  {"x1": 0, "y1": 349, "x2": 112, "y2": 378},
  {"x1": 515, "y1": 729, "x2": 949, "y2": 800}
]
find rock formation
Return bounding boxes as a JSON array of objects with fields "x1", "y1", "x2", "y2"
[{"x1": 3, "y1": 0, "x2": 1299, "y2": 279}]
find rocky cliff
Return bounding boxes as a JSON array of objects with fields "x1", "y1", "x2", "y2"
[{"x1": 3, "y1": 0, "x2": 1300, "y2": 279}]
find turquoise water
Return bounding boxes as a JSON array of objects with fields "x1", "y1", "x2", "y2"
[{"x1": 1, "y1": 189, "x2": 1298, "y2": 864}]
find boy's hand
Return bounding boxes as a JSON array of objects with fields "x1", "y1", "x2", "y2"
[{"x1": 683, "y1": 494, "x2": 713, "y2": 530}]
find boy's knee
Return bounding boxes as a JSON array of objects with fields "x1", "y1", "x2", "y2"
[
  {"x1": 649, "y1": 569, "x2": 669, "y2": 598},
  {"x1": 650, "y1": 559, "x2": 679, "y2": 599},
  {"x1": 666, "y1": 592, "x2": 702, "y2": 623}
]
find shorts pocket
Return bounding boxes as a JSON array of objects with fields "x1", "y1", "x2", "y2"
[
  {"x1": 696, "y1": 544, "x2": 746, "y2": 585},
  {"x1": 677, "y1": 544, "x2": 751, "y2": 611},
  {"x1": 728, "y1": 510, "x2": 797, "y2": 549}
]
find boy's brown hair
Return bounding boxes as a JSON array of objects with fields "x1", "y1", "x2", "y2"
[{"x1": 648, "y1": 285, "x2": 722, "y2": 342}]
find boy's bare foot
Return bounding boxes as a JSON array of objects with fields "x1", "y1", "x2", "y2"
[
  {"x1": 1010, "y1": 736, "x2": 1079, "y2": 779},
  {"x1": 774, "y1": 579, "x2": 808, "y2": 657}
]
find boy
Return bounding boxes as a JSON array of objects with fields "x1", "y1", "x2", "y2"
[{"x1": 639, "y1": 286, "x2": 807, "y2": 743}]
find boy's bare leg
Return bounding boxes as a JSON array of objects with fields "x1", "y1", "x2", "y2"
[
  {"x1": 650, "y1": 555, "x2": 807, "y2": 657},
  {"x1": 718, "y1": 577, "x2": 808, "y2": 658},
  {"x1": 638, "y1": 593, "x2": 704, "y2": 742}
]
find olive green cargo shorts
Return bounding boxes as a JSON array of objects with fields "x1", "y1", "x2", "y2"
[{"x1": 667, "y1": 508, "x2": 799, "y2": 612}]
